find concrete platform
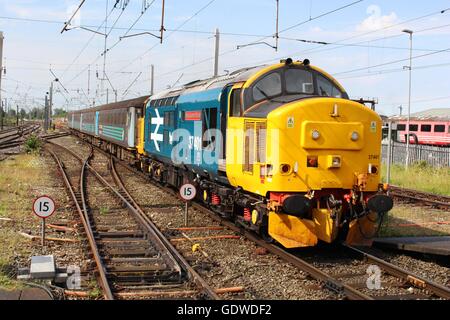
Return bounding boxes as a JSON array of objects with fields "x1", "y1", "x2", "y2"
[
  {"x1": 374, "y1": 236, "x2": 450, "y2": 256},
  {"x1": 0, "y1": 288, "x2": 52, "y2": 300}
]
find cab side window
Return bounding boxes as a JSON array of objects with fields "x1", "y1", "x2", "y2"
[
  {"x1": 317, "y1": 75, "x2": 343, "y2": 98},
  {"x1": 230, "y1": 89, "x2": 242, "y2": 117}
]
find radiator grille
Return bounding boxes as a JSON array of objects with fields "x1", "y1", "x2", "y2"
[{"x1": 244, "y1": 121, "x2": 255, "y2": 173}]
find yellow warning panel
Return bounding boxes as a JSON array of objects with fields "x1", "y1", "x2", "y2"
[
  {"x1": 268, "y1": 212, "x2": 318, "y2": 248},
  {"x1": 345, "y1": 212, "x2": 378, "y2": 246},
  {"x1": 312, "y1": 208, "x2": 339, "y2": 243}
]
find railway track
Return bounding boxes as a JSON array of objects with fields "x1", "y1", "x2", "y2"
[
  {"x1": 0, "y1": 124, "x2": 41, "y2": 150},
  {"x1": 389, "y1": 185, "x2": 450, "y2": 211},
  {"x1": 193, "y1": 202, "x2": 450, "y2": 300},
  {"x1": 45, "y1": 140, "x2": 219, "y2": 300},
  {"x1": 46, "y1": 134, "x2": 450, "y2": 300},
  {"x1": 0, "y1": 131, "x2": 68, "y2": 151},
  {"x1": 81, "y1": 140, "x2": 450, "y2": 300}
]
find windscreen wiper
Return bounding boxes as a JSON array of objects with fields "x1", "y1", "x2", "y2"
[{"x1": 255, "y1": 86, "x2": 272, "y2": 101}]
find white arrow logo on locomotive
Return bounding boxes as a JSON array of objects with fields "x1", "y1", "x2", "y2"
[{"x1": 151, "y1": 109, "x2": 163, "y2": 151}]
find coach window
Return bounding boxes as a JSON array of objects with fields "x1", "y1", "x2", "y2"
[
  {"x1": 397, "y1": 124, "x2": 406, "y2": 131},
  {"x1": 252, "y1": 72, "x2": 282, "y2": 102},
  {"x1": 409, "y1": 124, "x2": 418, "y2": 132},
  {"x1": 421, "y1": 124, "x2": 431, "y2": 132},
  {"x1": 435, "y1": 125, "x2": 445, "y2": 132}
]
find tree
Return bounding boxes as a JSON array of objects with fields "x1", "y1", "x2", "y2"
[
  {"x1": 53, "y1": 108, "x2": 67, "y2": 117},
  {"x1": 29, "y1": 107, "x2": 44, "y2": 119},
  {"x1": 20, "y1": 108, "x2": 27, "y2": 119}
]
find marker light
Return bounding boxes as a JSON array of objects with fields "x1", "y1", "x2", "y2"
[
  {"x1": 351, "y1": 131, "x2": 359, "y2": 141},
  {"x1": 332, "y1": 156, "x2": 341, "y2": 167},
  {"x1": 312, "y1": 130, "x2": 320, "y2": 140}
]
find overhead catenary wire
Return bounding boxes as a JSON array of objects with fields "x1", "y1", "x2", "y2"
[
  {"x1": 237, "y1": 0, "x2": 365, "y2": 51},
  {"x1": 297, "y1": 7, "x2": 450, "y2": 56},
  {"x1": 116, "y1": 0, "x2": 218, "y2": 74},
  {"x1": 61, "y1": 3, "x2": 120, "y2": 78},
  {"x1": 122, "y1": 72, "x2": 142, "y2": 97},
  {"x1": 140, "y1": 0, "x2": 367, "y2": 82},
  {"x1": 211, "y1": 16, "x2": 450, "y2": 80},
  {"x1": 103, "y1": 0, "x2": 157, "y2": 56},
  {"x1": 61, "y1": 0, "x2": 86, "y2": 33},
  {"x1": 338, "y1": 61, "x2": 450, "y2": 80},
  {"x1": 333, "y1": 46, "x2": 450, "y2": 76}
]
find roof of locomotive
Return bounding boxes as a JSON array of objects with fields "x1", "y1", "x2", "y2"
[
  {"x1": 149, "y1": 65, "x2": 268, "y2": 101},
  {"x1": 68, "y1": 95, "x2": 150, "y2": 114}
]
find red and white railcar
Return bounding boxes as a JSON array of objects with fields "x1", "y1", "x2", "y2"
[{"x1": 396, "y1": 120, "x2": 450, "y2": 146}]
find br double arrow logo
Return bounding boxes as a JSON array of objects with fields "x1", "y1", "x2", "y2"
[{"x1": 151, "y1": 109, "x2": 163, "y2": 151}]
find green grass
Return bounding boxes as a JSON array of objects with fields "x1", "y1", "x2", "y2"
[
  {"x1": 0, "y1": 154, "x2": 47, "y2": 290},
  {"x1": 379, "y1": 204, "x2": 450, "y2": 237},
  {"x1": 99, "y1": 206, "x2": 109, "y2": 215},
  {"x1": 381, "y1": 162, "x2": 450, "y2": 196}
]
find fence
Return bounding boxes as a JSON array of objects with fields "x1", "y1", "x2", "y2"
[{"x1": 381, "y1": 141, "x2": 450, "y2": 167}]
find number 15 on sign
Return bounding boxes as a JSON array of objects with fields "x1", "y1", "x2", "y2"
[
  {"x1": 180, "y1": 184, "x2": 196, "y2": 226},
  {"x1": 33, "y1": 196, "x2": 56, "y2": 247}
]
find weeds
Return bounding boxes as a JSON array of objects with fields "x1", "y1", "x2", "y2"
[
  {"x1": 99, "y1": 206, "x2": 109, "y2": 215},
  {"x1": 24, "y1": 135, "x2": 41, "y2": 154},
  {"x1": 382, "y1": 163, "x2": 450, "y2": 196}
]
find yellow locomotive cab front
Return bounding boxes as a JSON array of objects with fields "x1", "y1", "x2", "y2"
[
  {"x1": 225, "y1": 60, "x2": 392, "y2": 248},
  {"x1": 264, "y1": 98, "x2": 383, "y2": 248}
]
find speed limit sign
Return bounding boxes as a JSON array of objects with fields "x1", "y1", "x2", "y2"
[
  {"x1": 180, "y1": 184, "x2": 197, "y2": 201},
  {"x1": 180, "y1": 184, "x2": 196, "y2": 227},
  {"x1": 33, "y1": 195, "x2": 56, "y2": 219}
]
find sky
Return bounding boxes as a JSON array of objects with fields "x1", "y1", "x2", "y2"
[{"x1": 0, "y1": 0, "x2": 449, "y2": 116}]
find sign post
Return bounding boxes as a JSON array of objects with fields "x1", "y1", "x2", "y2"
[
  {"x1": 179, "y1": 184, "x2": 196, "y2": 227},
  {"x1": 32, "y1": 196, "x2": 56, "y2": 247}
]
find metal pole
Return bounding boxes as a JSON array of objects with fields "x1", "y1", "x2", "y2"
[
  {"x1": 102, "y1": 0, "x2": 108, "y2": 104},
  {"x1": 88, "y1": 64, "x2": 91, "y2": 95},
  {"x1": 0, "y1": 32, "x2": 3, "y2": 130},
  {"x1": 16, "y1": 105, "x2": 18, "y2": 126},
  {"x1": 403, "y1": 30, "x2": 413, "y2": 170},
  {"x1": 184, "y1": 201, "x2": 189, "y2": 227},
  {"x1": 41, "y1": 219, "x2": 46, "y2": 247},
  {"x1": 275, "y1": 0, "x2": 279, "y2": 51},
  {"x1": 44, "y1": 94, "x2": 49, "y2": 131},
  {"x1": 106, "y1": 88, "x2": 109, "y2": 104},
  {"x1": 114, "y1": 90, "x2": 117, "y2": 103},
  {"x1": 0, "y1": 100, "x2": 3, "y2": 131},
  {"x1": 160, "y1": 0, "x2": 165, "y2": 44},
  {"x1": 150, "y1": 64, "x2": 154, "y2": 96},
  {"x1": 386, "y1": 121, "x2": 392, "y2": 184},
  {"x1": 214, "y1": 28, "x2": 220, "y2": 77},
  {"x1": 49, "y1": 82, "x2": 53, "y2": 129}
]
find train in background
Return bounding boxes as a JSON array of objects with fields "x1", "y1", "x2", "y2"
[
  {"x1": 385, "y1": 109, "x2": 450, "y2": 146},
  {"x1": 68, "y1": 58, "x2": 393, "y2": 249}
]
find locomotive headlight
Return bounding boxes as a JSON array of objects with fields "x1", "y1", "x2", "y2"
[
  {"x1": 327, "y1": 155, "x2": 342, "y2": 168},
  {"x1": 351, "y1": 131, "x2": 359, "y2": 141},
  {"x1": 311, "y1": 130, "x2": 320, "y2": 140}
]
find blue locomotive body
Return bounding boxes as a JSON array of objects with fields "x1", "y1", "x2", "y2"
[{"x1": 144, "y1": 87, "x2": 225, "y2": 180}]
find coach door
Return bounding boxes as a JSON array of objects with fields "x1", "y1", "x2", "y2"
[{"x1": 218, "y1": 85, "x2": 232, "y2": 171}]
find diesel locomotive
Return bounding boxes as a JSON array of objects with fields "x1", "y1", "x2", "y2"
[{"x1": 68, "y1": 58, "x2": 393, "y2": 248}]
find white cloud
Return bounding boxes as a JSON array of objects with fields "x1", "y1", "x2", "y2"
[{"x1": 356, "y1": 5, "x2": 398, "y2": 32}]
